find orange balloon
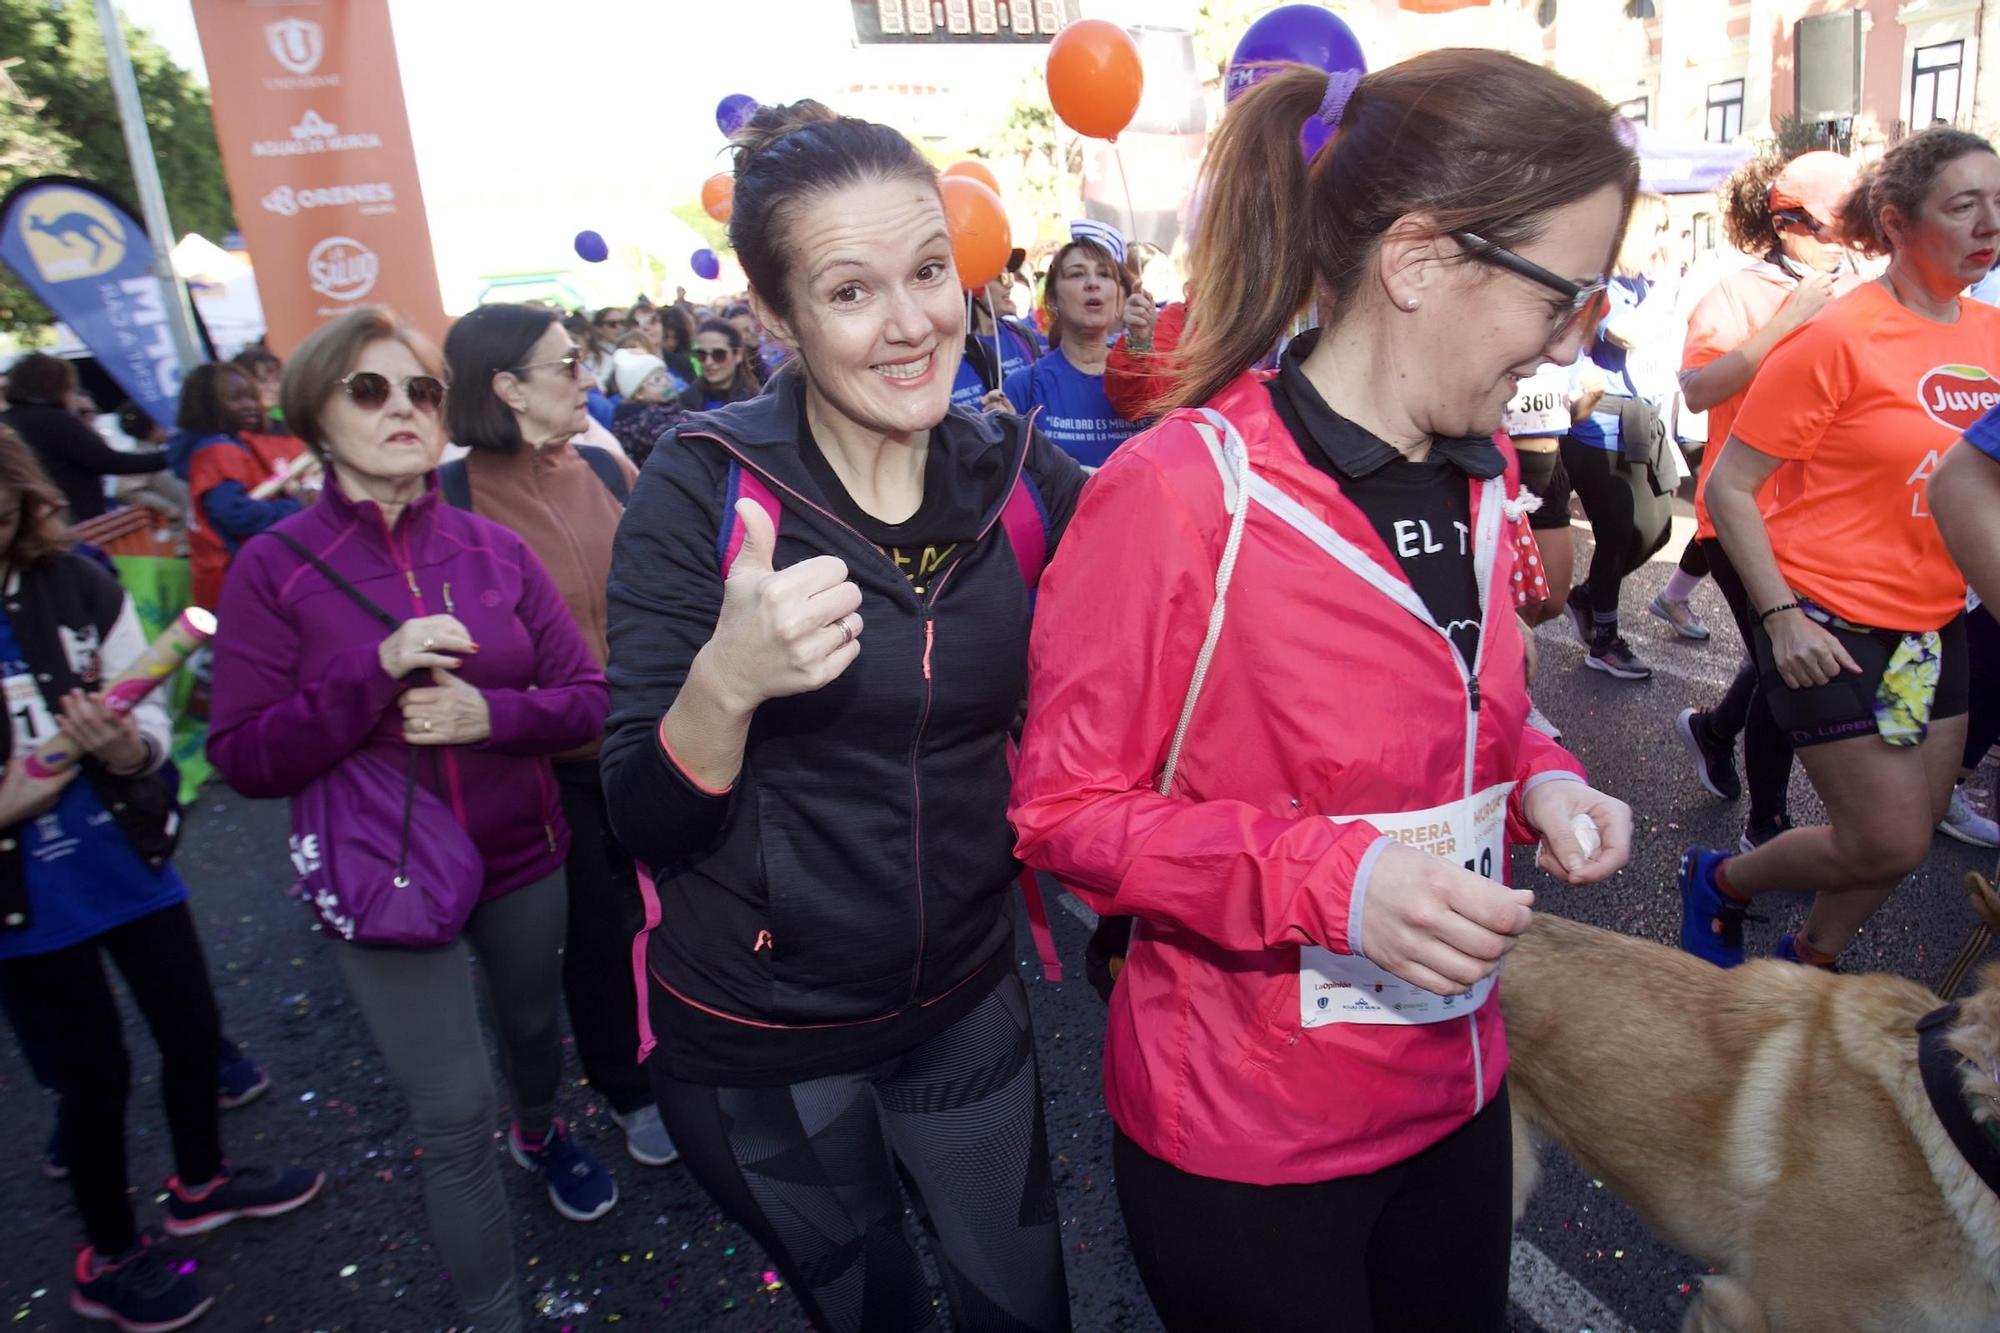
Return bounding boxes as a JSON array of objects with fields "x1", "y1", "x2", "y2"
[
  {"x1": 1046, "y1": 19, "x2": 1144, "y2": 141},
  {"x1": 700, "y1": 173, "x2": 734, "y2": 224},
  {"x1": 943, "y1": 159, "x2": 1002, "y2": 198},
  {"x1": 939, "y1": 176, "x2": 1011, "y2": 291}
]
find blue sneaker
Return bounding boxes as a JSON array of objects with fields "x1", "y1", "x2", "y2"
[
  {"x1": 163, "y1": 1163, "x2": 326, "y2": 1237},
  {"x1": 72, "y1": 1238, "x2": 213, "y2": 1331},
  {"x1": 1772, "y1": 934, "x2": 1839, "y2": 971},
  {"x1": 215, "y1": 1038, "x2": 269, "y2": 1110},
  {"x1": 509, "y1": 1118, "x2": 616, "y2": 1222},
  {"x1": 1679, "y1": 847, "x2": 1749, "y2": 968}
]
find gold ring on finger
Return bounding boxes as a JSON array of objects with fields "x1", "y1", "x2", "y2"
[
  {"x1": 836, "y1": 616, "x2": 854, "y2": 646},
  {"x1": 422, "y1": 637, "x2": 435, "y2": 651},
  {"x1": 423, "y1": 718, "x2": 434, "y2": 733}
]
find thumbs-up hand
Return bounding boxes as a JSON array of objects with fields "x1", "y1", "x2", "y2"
[{"x1": 702, "y1": 498, "x2": 864, "y2": 711}]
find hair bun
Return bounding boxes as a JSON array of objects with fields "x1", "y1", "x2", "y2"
[{"x1": 731, "y1": 100, "x2": 840, "y2": 174}]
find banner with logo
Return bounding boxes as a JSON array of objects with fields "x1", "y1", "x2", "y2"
[
  {"x1": 190, "y1": 0, "x2": 446, "y2": 355},
  {"x1": 0, "y1": 177, "x2": 184, "y2": 425}
]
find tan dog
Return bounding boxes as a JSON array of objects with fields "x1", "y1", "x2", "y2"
[{"x1": 1503, "y1": 892, "x2": 2000, "y2": 1333}]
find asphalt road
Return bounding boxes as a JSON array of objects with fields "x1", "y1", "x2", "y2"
[{"x1": 1, "y1": 540, "x2": 1991, "y2": 1332}]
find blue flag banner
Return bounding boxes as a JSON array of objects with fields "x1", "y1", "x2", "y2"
[{"x1": 0, "y1": 177, "x2": 183, "y2": 425}]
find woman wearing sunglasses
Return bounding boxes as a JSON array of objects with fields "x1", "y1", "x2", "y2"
[
  {"x1": 679, "y1": 317, "x2": 762, "y2": 411},
  {"x1": 438, "y1": 304, "x2": 676, "y2": 1174},
  {"x1": 172, "y1": 361, "x2": 313, "y2": 612},
  {"x1": 207, "y1": 307, "x2": 616, "y2": 1333},
  {"x1": 1681, "y1": 127, "x2": 2000, "y2": 972},
  {"x1": 1668, "y1": 150, "x2": 1859, "y2": 852},
  {"x1": 1009, "y1": 53, "x2": 1634, "y2": 1332}
]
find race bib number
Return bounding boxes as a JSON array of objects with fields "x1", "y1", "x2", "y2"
[
  {"x1": 1502, "y1": 368, "x2": 1571, "y2": 439},
  {"x1": 1300, "y1": 782, "x2": 1513, "y2": 1027},
  {"x1": 3, "y1": 670, "x2": 53, "y2": 754}
]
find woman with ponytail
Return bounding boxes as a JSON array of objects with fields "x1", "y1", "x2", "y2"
[
  {"x1": 1010, "y1": 52, "x2": 1635, "y2": 1330},
  {"x1": 1681, "y1": 127, "x2": 2000, "y2": 971},
  {"x1": 601, "y1": 99, "x2": 1082, "y2": 1332}
]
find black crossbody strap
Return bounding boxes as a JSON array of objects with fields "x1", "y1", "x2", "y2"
[{"x1": 267, "y1": 531, "x2": 402, "y2": 630}]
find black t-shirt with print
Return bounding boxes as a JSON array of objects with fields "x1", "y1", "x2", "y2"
[
  {"x1": 1266, "y1": 333, "x2": 1501, "y2": 667},
  {"x1": 799, "y1": 427, "x2": 971, "y2": 594}
]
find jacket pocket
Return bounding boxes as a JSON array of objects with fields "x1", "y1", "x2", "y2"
[{"x1": 1236, "y1": 963, "x2": 1302, "y2": 1076}]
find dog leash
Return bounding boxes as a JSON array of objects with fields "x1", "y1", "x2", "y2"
[{"x1": 1937, "y1": 872, "x2": 1999, "y2": 1002}]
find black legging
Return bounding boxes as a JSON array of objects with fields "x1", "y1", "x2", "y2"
[
  {"x1": 1700, "y1": 537, "x2": 1794, "y2": 825},
  {"x1": 1114, "y1": 1084, "x2": 1513, "y2": 1333},
  {"x1": 552, "y1": 760, "x2": 650, "y2": 1116},
  {"x1": 1965, "y1": 604, "x2": 2000, "y2": 771},
  {"x1": 1560, "y1": 436, "x2": 1638, "y2": 620},
  {"x1": 1678, "y1": 537, "x2": 1708, "y2": 579},
  {"x1": 0, "y1": 901, "x2": 223, "y2": 1255},
  {"x1": 652, "y1": 973, "x2": 1070, "y2": 1333}
]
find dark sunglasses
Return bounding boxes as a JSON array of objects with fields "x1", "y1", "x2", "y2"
[
  {"x1": 1772, "y1": 208, "x2": 1828, "y2": 237},
  {"x1": 1451, "y1": 231, "x2": 1610, "y2": 340},
  {"x1": 338, "y1": 371, "x2": 446, "y2": 413},
  {"x1": 694, "y1": 347, "x2": 736, "y2": 364},
  {"x1": 510, "y1": 351, "x2": 586, "y2": 380}
]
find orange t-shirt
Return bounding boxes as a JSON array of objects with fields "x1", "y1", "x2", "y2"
[
  {"x1": 1681, "y1": 263, "x2": 1862, "y2": 539},
  {"x1": 1730, "y1": 280, "x2": 2000, "y2": 630}
]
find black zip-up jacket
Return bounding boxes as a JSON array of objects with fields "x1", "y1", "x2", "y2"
[
  {"x1": 0, "y1": 553, "x2": 179, "y2": 934},
  {"x1": 601, "y1": 370, "x2": 1084, "y2": 1082}
]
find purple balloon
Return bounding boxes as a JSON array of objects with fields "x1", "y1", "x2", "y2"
[
  {"x1": 573, "y1": 229, "x2": 608, "y2": 264},
  {"x1": 1225, "y1": 5, "x2": 1365, "y2": 105},
  {"x1": 691, "y1": 248, "x2": 721, "y2": 281},
  {"x1": 716, "y1": 93, "x2": 759, "y2": 137}
]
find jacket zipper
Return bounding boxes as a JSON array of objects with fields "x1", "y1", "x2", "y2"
[
  {"x1": 375, "y1": 505, "x2": 470, "y2": 828},
  {"x1": 684, "y1": 420, "x2": 1036, "y2": 1008},
  {"x1": 1456, "y1": 485, "x2": 1496, "y2": 1116}
]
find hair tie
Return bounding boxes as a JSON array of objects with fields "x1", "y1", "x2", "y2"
[{"x1": 1318, "y1": 69, "x2": 1362, "y2": 131}]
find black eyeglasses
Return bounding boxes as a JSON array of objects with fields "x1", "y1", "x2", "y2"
[
  {"x1": 1451, "y1": 231, "x2": 1610, "y2": 340},
  {"x1": 694, "y1": 347, "x2": 736, "y2": 364},
  {"x1": 339, "y1": 372, "x2": 446, "y2": 413},
  {"x1": 510, "y1": 351, "x2": 586, "y2": 380},
  {"x1": 1772, "y1": 209, "x2": 1827, "y2": 237}
]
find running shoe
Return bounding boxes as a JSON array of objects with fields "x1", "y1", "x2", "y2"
[
  {"x1": 1938, "y1": 785, "x2": 2000, "y2": 848},
  {"x1": 1678, "y1": 847, "x2": 1748, "y2": 968},
  {"x1": 1674, "y1": 708, "x2": 1741, "y2": 802},
  {"x1": 215, "y1": 1038, "x2": 269, "y2": 1110},
  {"x1": 163, "y1": 1163, "x2": 326, "y2": 1237},
  {"x1": 1739, "y1": 814, "x2": 1793, "y2": 853},
  {"x1": 509, "y1": 1119, "x2": 617, "y2": 1222},
  {"x1": 1563, "y1": 585, "x2": 1592, "y2": 648},
  {"x1": 1584, "y1": 633, "x2": 1653, "y2": 680},
  {"x1": 44, "y1": 1121, "x2": 68, "y2": 1181},
  {"x1": 611, "y1": 1104, "x2": 680, "y2": 1168},
  {"x1": 1647, "y1": 593, "x2": 1712, "y2": 640},
  {"x1": 72, "y1": 1239, "x2": 213, "y2": 1332},
  {"x1": 1524, "y1": 701, "x2": 1563, "y2": 744},
  {"x1": 1772, "y1": 934, "x2": 1840, "y2": 971}
]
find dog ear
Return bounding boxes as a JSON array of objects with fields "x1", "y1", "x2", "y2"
[{"x1": 1966, "y1": 872, "x2": 2000, "y2": 937}]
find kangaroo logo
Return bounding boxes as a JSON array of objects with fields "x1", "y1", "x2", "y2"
[
  {"x1": 265, "y1": 18, "x2": 324, "y2": 76},
  {"x1": 17, "y1": 188, "x2": 126, "y2": 282}
]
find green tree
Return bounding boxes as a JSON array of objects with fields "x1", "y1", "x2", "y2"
[{"x1": 0, "y1": 0, "x2": 232, "y2": 334}]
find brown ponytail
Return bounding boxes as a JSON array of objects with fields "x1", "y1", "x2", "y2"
[{"x1": 1169, "y1": 49, "x2": 1639, "y2": 412}]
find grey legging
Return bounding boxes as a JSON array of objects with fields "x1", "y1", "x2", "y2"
[{"x1": 333, "y1": 869, "x2": 567, "y2": 1332}]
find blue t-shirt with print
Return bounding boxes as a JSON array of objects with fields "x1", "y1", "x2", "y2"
[
  {"x1": 950, "y1": 321, "x2": 1042, "y2": 409},
  {"x1": 1573, "y1": 275, "x2": 1650, "y2": 453},
  {"x1": 0, "y1": 608, "x2": 184, "y2": 960},
  {"x1": 1000, "y1": 346, "x2": 1139, "y2": 469}
]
